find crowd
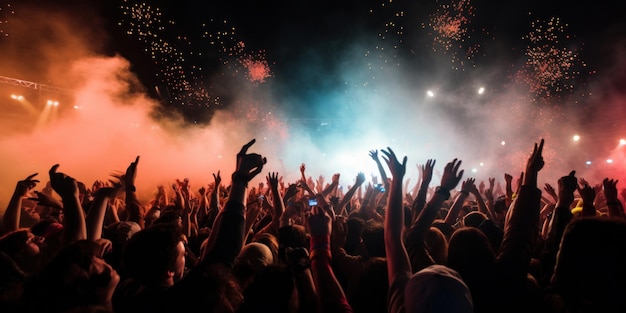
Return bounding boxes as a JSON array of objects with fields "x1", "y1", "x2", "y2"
[{"x1": 1, "y1": 137, "x2": 625, "y2": 313}]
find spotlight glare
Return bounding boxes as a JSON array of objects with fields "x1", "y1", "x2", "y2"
[
  {"x1": 620, "y1": 139, "x2": 626, "y2": 145},
  {"x1": 471, "y1": 168, "x2": 478, "y2": 173},
  {"x1": 426, "y1": 90, "x2": 435, "y2": 97},
  {"x1": 585, "y1": 161, "x2": 592, "y2": 165},
  {"x1": 572, "y1": 135, "x2": 580, "y2": 141},
  {"x1": 477, "y1": 87, "x2": 485, "y2": 94},
  {"x1": 607, "y1": 159, "x2": 613, "y2": 164},
  {"x1": 501, "y1": 141, "x2": 506, "y2": 146}
]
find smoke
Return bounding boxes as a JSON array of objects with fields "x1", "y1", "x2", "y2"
[{"x1": 1, "y1": 0, "x2": 626, "y2": 213}]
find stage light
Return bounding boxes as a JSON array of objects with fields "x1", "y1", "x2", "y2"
[
  {"x1": 572, "y1": 135, "x2": 580, "y2": 141},
  {"x1": 620, "y1": 139, "x2": 626, "y2": 145},
  {"x1": 607, "y1": 159, "x2": 613, "y2": 164},
  {"x1": 585, "y1": 161, "x2": 592, "y2": 165},
  {"x1": 10, "y1": 94, "x2": 24, "y2": 101},
  {"x1": 471, "y1": 168, "x2": 478, "y2": 173},
  {"x1": 501, "y1": 141, "x2": 506, "y2": 146},
  {"x1": 426, "y1": 90, "x2": 435, "y2": 97},
  {"x1": 477, "y1": 87, "x2": 485, "y2": 94}
]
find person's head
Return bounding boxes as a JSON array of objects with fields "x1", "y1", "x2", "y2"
[
  {"x1": 425, "y1": 227, "x2": 448, "y2": 264},
  {"x1": 233, "y1": 242, "x2": 274, "y2": 289},
  {"x1": 447, "y1": 227, "x2": 495, "y2": 278},
  {"x1": 552, "y1": 216, "x2": 626, "y2": 313},
  {"x1": 237, "y1": 264, "x2": 295, "y2": 313},
  {"x1": 404, "y1": 264, "x2": 473, "y2": 313},
  {"x1": 19, "y1": 240, "x2": 120, "y2": 313},
  {"x1": 121, "y1": 223, "x2": 186, "y2": 286},
  {"x1": 361, "y1": 220, "x2": 385, "y2": 258},
  {"x1": 252, "y1": 232, "x2": 279, "y2": 264},
  {"x1": 278, "y1": 224, "x2": 308, "y2": 263},
  {"x1": 351, "y1": 257, "x2": 388, "y2": 313},
  {"x1": 0, "y1": 229, "x2": 46, "y2": 273},
  {"x1": 430, "y1": 219, "x2": 455, "y2": 240},
  {"x1": 462, "y1": 211, "x2": 487, "y2": 228}
]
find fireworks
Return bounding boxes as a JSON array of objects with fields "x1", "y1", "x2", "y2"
[
  {"x1": 424, "y1": 0, "x2": 479, "y2": 70},
  {"x1": 0, "y1": 2, "x2": 14, "y2": 38},
  {"x1": 517, "y1": 17, "x2": 586, "y2": 100},
  {"x1": 117, "y1": 1, "x2": 272, "y2": 111}
]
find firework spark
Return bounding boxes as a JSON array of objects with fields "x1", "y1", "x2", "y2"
[{"x1": 517, "y1": 17, "x2": 586, "y2": 100}]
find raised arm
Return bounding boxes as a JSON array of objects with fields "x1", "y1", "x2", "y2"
[
  {"x1": 497, "y1": 139, "x2": 544, "y2": 302},
  {"x1": 85, "y1": 186, "x2": 119, "y2": 240},
  {"x1": 444, "y1": 177, "x2": 475, "y2": 225},
  {"x1": 202, "y1": 139, "x2": 266, "y2": 266},
  {"x1": 49, "y1": 164, "x2": 87, "y2": 245},
  {"x1": 380, "y1": 147, "x2": 410, "y2": 284},
  {"x1": 336, "y1": 172, "x2": 366, "y2": 216},
  {"x1": 407, "y1": 158, "x2": 464, "y2": 272},
  {"x1": 410, "y1": 159, "x2": 435, "y2": 224},
  {"x1": 603, "y1": 178, "x2": 624, "y2": 218},
  {"x1": 369, "y1": 150, "x2": 389, "y2": 190},
  {"x1": 307, "y1": 204, "x2": 353, "y2": 313},
  {"x1": 123, "y1": 156, "x2": 144, "y2": 228},
  {"x1": 3, "y1": 173, "x2": 39, "y2": 233}
]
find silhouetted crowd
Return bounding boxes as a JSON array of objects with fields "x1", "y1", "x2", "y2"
[{"x1": 1, "y1": 138, "x2": 625, "y2": 313}]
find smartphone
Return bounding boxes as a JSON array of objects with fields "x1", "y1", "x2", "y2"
[
  {"x1": 308, "y1": 198, "x2": 318, "y2": 206},
  {"x1": 375, "y1": 184, "x2": 385, "y2": 192}
]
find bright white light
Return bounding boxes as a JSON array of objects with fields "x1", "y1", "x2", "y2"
[
  {"x1": 73, "y1": 105, "x2": 79, "y2": 109},
  {"x1": 471, "y1": 168, "x2": 478, "y2": 173},
  {"x1": 607, "y1": 159, "x2": 613, "y2": 164},
  {"x1": 585, "y1": 161, "x2": 592, "y2": 165},
  {"x1": 479, "y1": 162, "x2": 484, "y2": 167},
  {"x1": 477, "y1": 87, "x2": 485, "y2": 94},
  {"x1": 427, "y1": 90, "x2": 435, "y2": 97},
  {"x1": 620, "y1": 139, "x2": 626, "y2": 145},
  {"x1": 573, "y1": 135, "x2": 580, "y2": 141},
  {"x1": 11, "y1": 94, "x2": 24, "y2": 101},
  {"x1": 501, "y1": 141, "x2": 506, "y2": 146}
]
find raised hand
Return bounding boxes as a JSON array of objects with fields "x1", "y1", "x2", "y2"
[
  {"x1": 422, "y1": 159, "x2": 436, "y2": 185},
  {"x1": 440, "y1": 158, "x2": 464, "y2": 191},
  {"x1": 557, "y1": 170, "x2": 578, "y2": 207},
  {"x1": 15, "y1": 173, "x2": 39, "y2": 197},
  {"x1": 523, "y1": 139, "x2": 544, "y2": 186},
  {"x1": 213, "y1": 170, "x2": 222, "y2": 187},
  {"x1": 461, "y1": 177, "x2": 476, "y2": 193},
  {"x1": 380, "y1": 147, "x2": 407, "y2": 179},
  {"x1": 234, "y1": 139, "x2": 267, "y2": 182},
  {"x1": 544, "y1": 183, "x2": 558, "y2": 203},
  {"x1": 355, "y1": 172, "x2": 366, "y2": 185},
  {"x1": 28, "y1": 190, "x2": 63, "y2": 209},
  {"x1": 125, "y1": 156, "x2": 140, "y2": 191},
  {"x1": 307, "y1": 206, "x2": 333, "y2": 237},
  {"x1": 49, "y1": 164, "x2": 80, "y2": 198},
  {"x1": 369, "y1": 149, "x2": 379, "y2": 161},
  {"x1": 577, "y1": 180, "x2": 596, "y2": 216},
  {"x1": 603, "y1": 178, "x2": 619, "y2": 202}
]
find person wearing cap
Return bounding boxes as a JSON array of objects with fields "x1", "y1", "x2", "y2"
[{"x1": 380, "y1": 146, "x2": 473, "y2": 313}]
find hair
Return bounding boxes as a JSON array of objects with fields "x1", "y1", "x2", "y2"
[
  {"x1": 351, "y1": 257, "x2": 388, "y2": 313},
  {"x1": 425, "y1": 227, "x2": 448, "y2": 265},
  {"x1": 121, "y1": 223, "x2": 184, "y2": 284},
  {"x1": 237, "y1": 264, "x2": 295, "y2": 313},
  {"x1": 552, "y1": 216, "x2": 626, "y2": 312},
  {"x1": 0, "y1": 229, "x2": 30, "y2": 258},
  {"x1": 447, "y1": 227, "x2": 497, "y2": 313},
  {"x1": 462, "y1": 211, "x2": 487, "y2": 228},
  {"x1": 19, "y1": 240, "x2": 112, "y2": 313},
  {"x1": 361, "y1": 220, "x2": 385, "y2": 258}
]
